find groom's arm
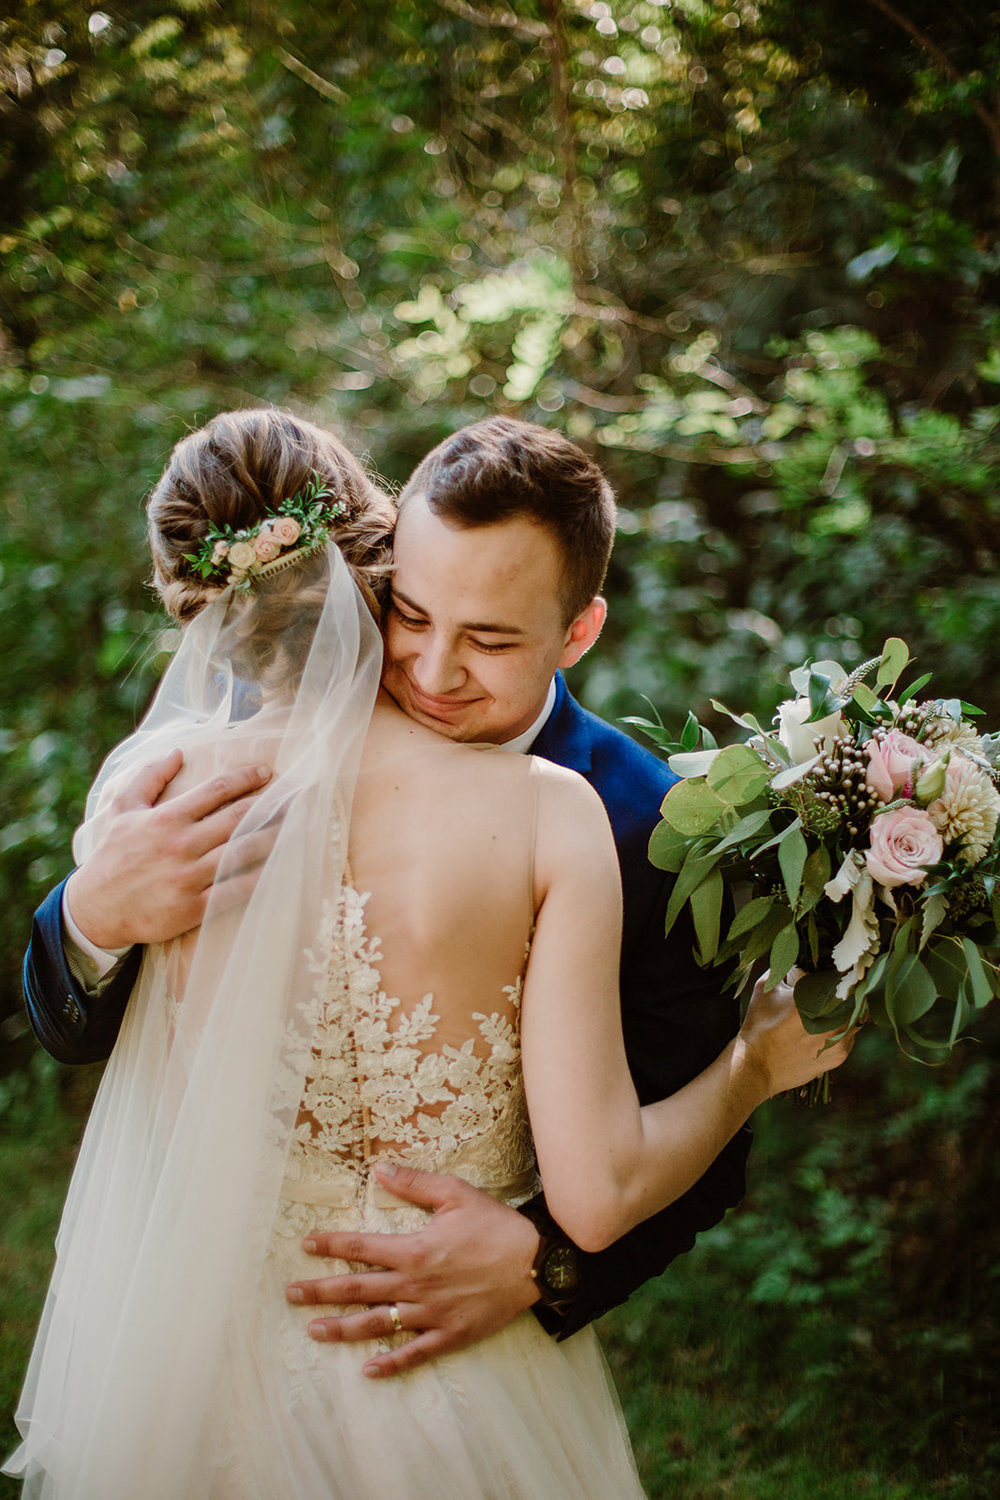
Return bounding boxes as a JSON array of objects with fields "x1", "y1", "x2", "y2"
[
  {"x1": 23, "y1": 754, "x2": 274, "y2": 1064},
  {"x1": 23, "y1": 879, "x2": 142, "y2": 1064}
]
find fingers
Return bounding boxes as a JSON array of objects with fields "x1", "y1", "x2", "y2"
[
  {"x1": 371, "y1": 1161, "x2": 470, "y2": 1211},
  {"x1": 301, "y1": 1230, "x2": 407, "y2": 1269},
  {"x1": 114, "y1": 748, "x2": 185, "y2": 811},
  {"x1": 169, "y1": 764, "x2": 273, "y2": 826},
  {"x1": 286, "y1": 1270, "x2": 401, "y2": 1308},
  {"x1": 302, "y1": 1302, "x2": 461, "y2": 1380},
  {"x1": 362, "y1": 1329, "x2": 458, "y2": 1379}
]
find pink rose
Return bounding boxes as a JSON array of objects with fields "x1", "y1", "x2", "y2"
[
  {"x1": 866, "y1": 807, "x2": 943, "y2": 887},
  {"x1": 211, "y1": 539, "x2": 230, "y2": 563},
  {"x1": 253, "y1": 534, "x2": 282, "y2": 561},
  {"x1": 269, "y1": 516, "x2": 302, "y2": 546},
  {"x1": 227, "y1": 540, "x2": 256, "y2": 571},
  {"x1": 865, "y1": 730, "x2": 930, "y2": 803}
]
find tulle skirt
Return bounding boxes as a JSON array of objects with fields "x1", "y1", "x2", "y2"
[{"x1": 207, "y1": 1192, "x2": 647, "y2": 1500}]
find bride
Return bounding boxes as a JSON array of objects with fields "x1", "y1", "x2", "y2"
[{"x1": 6, "y1": 409, "x2": 848, "y2": 1499}]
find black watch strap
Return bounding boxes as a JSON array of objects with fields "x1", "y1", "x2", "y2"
[{"x1": 518, "y1": 1200, "x2": 581, "y2": 1316}]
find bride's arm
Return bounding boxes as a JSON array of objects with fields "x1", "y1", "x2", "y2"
[{"x1": 521, "y1": 765, "x2": 847, "y2": 1254}]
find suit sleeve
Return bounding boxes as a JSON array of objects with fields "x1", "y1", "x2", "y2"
[
  {"x1": 525, "y1": 865, "x2": 749, "y2": 1340},
  {"x1": 23, "y1": 878, "x2": 140, "y2": 1065}
]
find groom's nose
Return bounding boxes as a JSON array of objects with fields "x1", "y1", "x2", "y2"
[{"x1": 410, "y1": 633, "x2": 466, "y2": 695}]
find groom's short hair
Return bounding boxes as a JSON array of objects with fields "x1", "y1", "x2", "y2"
[{"x1": 398, "y1": 417, "x2": 617, "y2": 624}]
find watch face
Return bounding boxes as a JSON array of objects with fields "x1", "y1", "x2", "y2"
[{"x1": 543, "y1": 1244, "x2": 579, "y2": 1294}]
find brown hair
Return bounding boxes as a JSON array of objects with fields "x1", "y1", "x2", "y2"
[
  {"x1": 396, "y1": 417, "x2": 616, "y2": 623},
  {"x1": 147, "y1": 408, "x2": 395, "y2": 625}
]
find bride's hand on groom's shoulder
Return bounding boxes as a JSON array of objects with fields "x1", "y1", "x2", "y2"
[
  {"x1": 65, "y1": 750, "x2": 274, "y2": 949},
  {"x1": 737, "y1": 971, "x2": 855, "y2": 1100}
]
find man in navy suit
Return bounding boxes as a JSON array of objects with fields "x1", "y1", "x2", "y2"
[{"x1": 23, "y1": 417, "x2": 747, "y2": 1375}]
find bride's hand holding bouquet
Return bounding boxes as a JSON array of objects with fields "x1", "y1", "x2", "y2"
[{"x1": 637, "y1": 639, "x2": 1000, "y2": 1098}]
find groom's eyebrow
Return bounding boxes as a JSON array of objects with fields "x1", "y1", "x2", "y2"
[{"x1": 392, "y1": 587, "x2": 526, "y2": 637}]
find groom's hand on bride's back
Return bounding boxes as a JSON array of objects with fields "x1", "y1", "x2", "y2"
[
  {"x1": 285, "y1": 1163, "x2": 542, "y2": 1379},
  {"x1": 65, "y1": 749, "x2": 274, "y2": 949}
]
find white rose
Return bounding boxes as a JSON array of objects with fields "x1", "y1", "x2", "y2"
[{"x1": 776, "y1": 697, "x2": 846, "y2": 763}]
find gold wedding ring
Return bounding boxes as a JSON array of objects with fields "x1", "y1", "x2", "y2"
[{"x1": 387, "y1": 1303, "x2": 403, "y2": 1334}]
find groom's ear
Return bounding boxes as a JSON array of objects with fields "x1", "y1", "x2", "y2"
[{"x1": 558, "y1": 597, "x2": 607, "y2": 670}]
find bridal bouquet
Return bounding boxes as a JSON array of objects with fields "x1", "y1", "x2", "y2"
[{"x1": 637, "y1": 640, "x2": 1000, "y2": 1087}]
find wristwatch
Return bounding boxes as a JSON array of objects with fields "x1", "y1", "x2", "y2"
[{"x1": 519, "y1": 1200, "x2": 581, "y2": 1314}]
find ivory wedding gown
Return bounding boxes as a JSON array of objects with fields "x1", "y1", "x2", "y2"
[{"x1": 206, "y1": 858, "x2": 647, "y2": 1498}]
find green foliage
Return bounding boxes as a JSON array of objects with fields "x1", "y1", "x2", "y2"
[{"x1": 2, "y1": 2, "x2": 999, "y2": 1487}]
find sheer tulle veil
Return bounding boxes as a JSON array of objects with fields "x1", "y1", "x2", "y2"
[{"x1": 6, "y1": 543, "x2": 384, "y2": 1498}]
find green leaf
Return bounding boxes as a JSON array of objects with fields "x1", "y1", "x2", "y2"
[
  {"x1": 875, "y1": 637, "x2": 910, "y2": 693},
  {"x1": 851, "y1": 682, "x2": 878, "y2": 713},
  {"x1": 706, "y1": 743, "x2": 772, "y2": 805},
  {"x1": 691, "y1": 866, "x2": 724, "y2": 965},
  {"x1": 708, "y1": 806, "x2": 775, "y2": 858},
  {"x1": 961, "y1": 937, "x2": 993, "y2": 1008},
  {"x1": 648, "y1": 819, "x2": 694, "y2": 874},
  {"x1": 923, "y1": 938, "x2": 968, "y2": 1001},
  {"x1": 885, "y1": 953, "x2": 938, "y2": 1026},
  {"x1": 659, "y1": 777, "x2": 727, "y2": 835},
  {"x1": 767, "y1": 921, "x2": 800, "y2": 989},
  {"x1": 726, "y1": 894, "x2": 777, "y2": 942},
  {"x1": 663, "y1": 850, "x2": 723, "y2": 938},
  {"x1": 898, "y1": 672, "x2": 933, "y2": 707},
  {"x1": 799, "y1": 845, "x2": 832, "y2": 914},
  {"x1": 709, "y1": 699, "x2": 768, "y2": 737},
  {"x1": 777, "y1": 823, "x2": 809, "y2": 910},
  {"x1": 793, "y1": 968, "x2": 842, "y2": 1020},
  {"x1": 679, "y1": 710, "x2": 701, "y2": 752}
]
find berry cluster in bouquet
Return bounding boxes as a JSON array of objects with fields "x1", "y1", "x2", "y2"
[{"x1": 635, "y1": 639, "x2": 1000, "y2": 1098}]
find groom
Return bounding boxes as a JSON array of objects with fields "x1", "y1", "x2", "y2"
[{"x1": 23, "y1": 416, "x2": 747, "y2": 1375}]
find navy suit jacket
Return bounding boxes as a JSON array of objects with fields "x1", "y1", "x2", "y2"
[{"x1": 22, "y1": 673, "x2": 748, "y2": 1336}]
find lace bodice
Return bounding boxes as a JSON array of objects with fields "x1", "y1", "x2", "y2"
[{"x1": 279, "y1": 884, "x2": 537, "y2": 1218}]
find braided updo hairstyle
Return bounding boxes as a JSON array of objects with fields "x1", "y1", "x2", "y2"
[
  {"x1": 148, "y1": 407, "x2": 395, "y2": 622},
  {"x1": 147, "y1": 408, "x2": 395, "y2": 693}
]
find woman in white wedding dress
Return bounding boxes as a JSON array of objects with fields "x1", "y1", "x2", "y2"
[{"x1": 6, "y1": 410, "x2": 846, "y2": 1500}]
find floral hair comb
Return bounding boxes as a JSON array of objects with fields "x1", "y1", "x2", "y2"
[{"x1": 183, "y1": 476, "x2": 346, "y2": 593}]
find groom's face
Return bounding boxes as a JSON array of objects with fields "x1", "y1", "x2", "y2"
[{"x1": 382, "y1": 493, "x2": 603, "y2": 744}]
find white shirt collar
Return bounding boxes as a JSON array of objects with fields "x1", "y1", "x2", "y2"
[{"x1": 499, "y1": 678, "x2": 558, "y2": 754}]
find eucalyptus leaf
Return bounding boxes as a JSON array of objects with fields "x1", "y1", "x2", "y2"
[
  {"x1": 799, "y1": 846, "x2": 832, "y2": 914},
  {"x1": 706, "y1": 743, "x2": 772, "y2": 805},
  {"x1": 726, "y1": 894, "x2": 778, "y2": 942},
  {"x1": 875, "y1": 637, "x2": 909, "y2": 693},
  {"x1": 679, "y1": 710, "x2": 702, "y2": 752},
  {"x1": 659, "y1": 777, "x2": 727, "y2": 835},
  {"x1": 708, "y1": 806, "x2": 775, "y2": 858},
  {"x1": 668, "y1": 748, "x2": 723, "y2": 779},
  {"x1": 792, "y1": 968, "x2": 843, "y2": 1020},
  {"x1": 663, "y1": 850, "x2": 723, "y2": 938},
  {"x1": 648, "y1": 819, "x2": 695, "y2": 874},
  {"x1": 690, "y1": 866, "x2": 724, "y2": 965},
  {"x1": 961, "y1": 937, "x2": 993, "y2": 1008},
  {"x1": 767, "y1": 921, "x2": 800, "y2": 989},
  {"x1": 777, "y1": 823, "x2": 809, "y2": 910},
  {"x1": 885, "y1": 953, "x2": 938, "y2": 1026},
  {"x1": 709, "y1": 699, "x2": 767, "y2": 736},
  {"x1": 851, "y1": 682, "x2": 878, "y2": 712},
  {"x1": 898, "y1": 672, "x2": 933, "y2": 707}
]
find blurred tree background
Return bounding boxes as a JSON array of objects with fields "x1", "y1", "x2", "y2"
[{"x1": 1, "y1": 1, "x2": 998, "y2": 1495}]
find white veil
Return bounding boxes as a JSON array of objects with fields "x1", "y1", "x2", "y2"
[{"x1": 7, "y1": 543, "x2": 384, "y2": 1499}]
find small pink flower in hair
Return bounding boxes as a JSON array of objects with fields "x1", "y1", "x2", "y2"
[
  {"x1": 211, "y1": 539, "x2": 230, "y2": 562},
  {"x1": 228, "y1": 540, "x2": 257, "y2": 571},
  {"x1": 269, "y1": 516, "x2": 302, "y2": 546},
  {"x1": 253, "y1": 534, "x2": 282, "y2": 562}
]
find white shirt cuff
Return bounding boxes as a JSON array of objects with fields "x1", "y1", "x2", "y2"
[{"x1": 61, "y1": 887, "x2": 131, "y2": 986}]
